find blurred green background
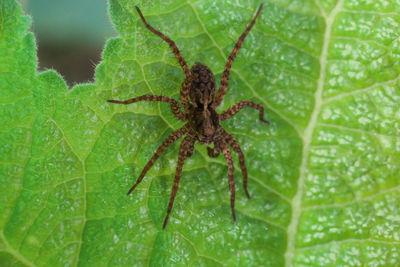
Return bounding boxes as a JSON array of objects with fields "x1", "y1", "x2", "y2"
[{"x1": 20, "y1": 0, "x2": 116, "y2": 86}]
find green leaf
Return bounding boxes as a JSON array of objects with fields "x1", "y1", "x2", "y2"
[{"x1": 1, "y1": 0, "x2": 400, "y2": 266}]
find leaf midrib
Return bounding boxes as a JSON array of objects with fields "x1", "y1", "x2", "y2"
[{"x1": 284, "y1": 0, "x2": 345, "y2": 266}]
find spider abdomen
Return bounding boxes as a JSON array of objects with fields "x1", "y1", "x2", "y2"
[{"x1": 188, "y1": 62, "x2": 216, "y2": 106}]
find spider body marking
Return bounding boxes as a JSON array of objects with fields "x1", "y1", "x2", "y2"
[
  {"x1": 186, "y1": 63, "x2": 219, "y2": 144},
  {"x1": 107, "y1": 4, "x2": 268, "y2": 229}
]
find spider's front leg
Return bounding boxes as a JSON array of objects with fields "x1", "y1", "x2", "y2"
[
  {"x1": 218, "y1": 139, "x2": 237, "y2": 222},
  {"x1": 163, "y1": 135, "x2": 195, "y2": 229},
  {"x1": 222, "y1": 129, "x2": 250, "y2": 199},
  {"x1": 126, "y1": 125, "x2": 187, "y2": 195},
  {"x1": 107, "y1": 95, "x2": 186, "y2": 121},
  {"x1": 186, "y1": 139, "x2": 195, "y2": 157},
  {"x1": 207, "y1": 145, "x2": 220, "y2": 158}
]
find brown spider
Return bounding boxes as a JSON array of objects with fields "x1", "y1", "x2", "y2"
[{"x1": 107, "y1": 4, "x2": 268, "y2": 229}]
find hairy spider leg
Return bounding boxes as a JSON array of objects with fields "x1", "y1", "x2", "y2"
[
  {"x1": 219, "y1": 100, "x2": 269, "y2": 124},
  {"x1": 213, "y1": 3, "x2": 264, "y2": 107},
  {"x1": 220, "y1": 140, "x2": 237, "y2": 222},
  {"x1": 222, "y1": 129, "x2": 251, "y2": 199},
  {"x1": 107, "y1": 95, "x2": 186, "y2": 121},
  {"x1": 163, "y1": 135, "x2": 196, "y2": 229},
  {"x1": 126, "y1": 125, "x2": 187, "y2": 195},
  {"x1": 135, "y1": 6, "x2": 192, "y2": 110},
  {"x1": 186, "y1": 139, "x2": 195, "y2": 157},
  {"x1": 207, "y1": 145, "x2": 221, "y2": 158}
]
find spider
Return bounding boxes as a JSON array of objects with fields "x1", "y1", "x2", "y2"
[{"x1": 107, "y1": 3, "x2": 268, "y2": 229}]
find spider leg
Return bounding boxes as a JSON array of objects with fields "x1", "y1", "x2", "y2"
[
  {"x1": 163, "y1": 135, "x2": 195, "y2": 229},
  {"x1": 219, "y1": 139, "x2": 236, "y2": 222},
  {"x1": 107, "y1": 95, "x2": 186, "y2": 121},
  {"x1": 135, "y1": 6, "x2": 190, "y2": 78},
  {"x1": 135, "y1": 6, "x2": 192, "y2": 111},
  {"x1": 207, "y1": 145, "x2": 220, "y2": 158},
  {"x1": 213, "y1": 4, "x2": 264, "y2": 107},
  {"x1": 222, "y1": 129, "x2": 250, "y2": 199},
  {"x1": 186, "y1": 140, "x2": 195, "y2": 157},
  {"x1": 219, "y1": 100, "x2": 269, "y2": 124},
  {"x1": 127, "y1": 125, "x2": 188, "y2": 195}
]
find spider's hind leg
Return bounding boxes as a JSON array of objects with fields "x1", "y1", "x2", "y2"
[
  {"x1": 135, "y1": 6, "x2": 190, "y2": 77},
  {"x1": 213, "y1": 4, "x2": 264, "y2": 107},
  {"x1": 135, "y1": 6, "x2": 192, "y2": 110}
]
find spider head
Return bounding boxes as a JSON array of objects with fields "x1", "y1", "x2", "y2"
[
  {"x1": 189, "y1": 62, "x2": 216, "y2": 107},
  {"x1": 190, "y1": 105, "x2": 220, "y2": 144}
]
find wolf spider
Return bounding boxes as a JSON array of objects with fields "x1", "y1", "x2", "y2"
[{"x1": 107, "y1": 4, "x2": 268, "y2": 229}]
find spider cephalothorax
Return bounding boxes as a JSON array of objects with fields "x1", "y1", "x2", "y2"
[{"x1": 108, "y1": 4, "x2": 268, "y2": 229}]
